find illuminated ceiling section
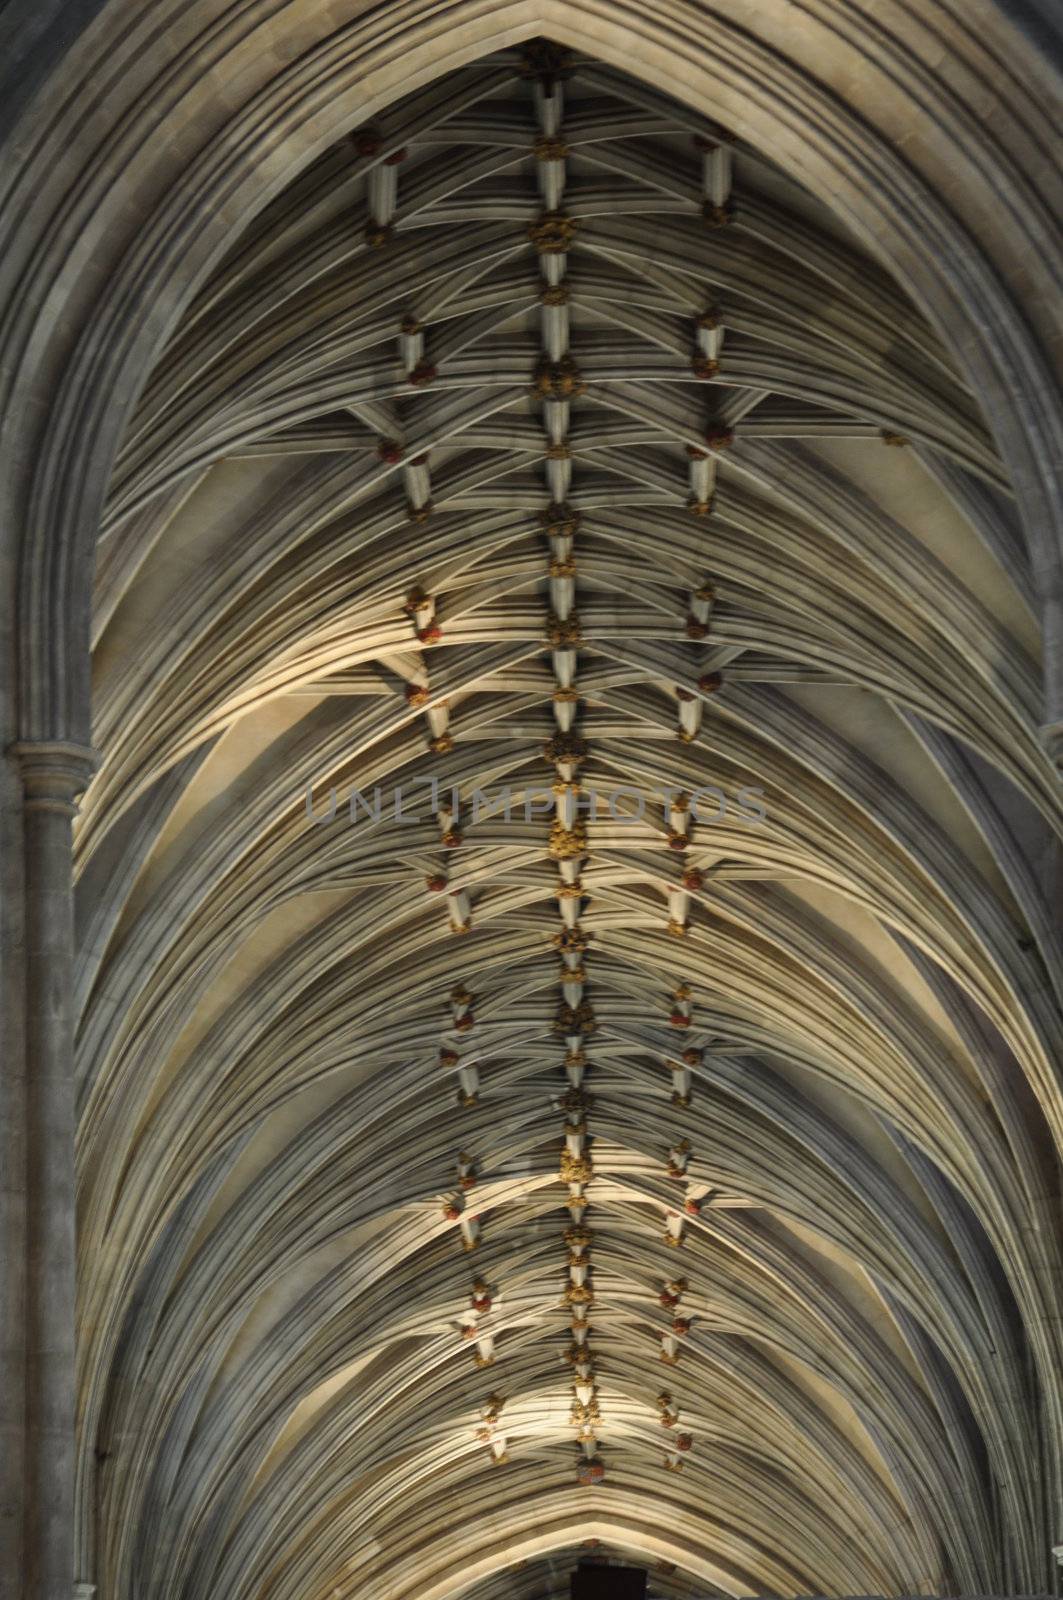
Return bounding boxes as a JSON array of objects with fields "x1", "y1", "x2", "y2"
[{"x1": 75, "y1": 39, "x2": 1062, "y2": 1600}]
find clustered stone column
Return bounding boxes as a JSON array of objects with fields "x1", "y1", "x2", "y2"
[{"x1": 3, "y1": 741, "x2": 97, "y2": 1600}]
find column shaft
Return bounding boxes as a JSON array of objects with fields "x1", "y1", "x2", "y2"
[{"x1": 5, "y1": 742, "x2": 96, "y2": 1600}]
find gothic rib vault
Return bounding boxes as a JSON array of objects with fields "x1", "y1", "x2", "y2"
[{"x1": 62, "y1": 36, "x2": 1061, "y2": 1600}]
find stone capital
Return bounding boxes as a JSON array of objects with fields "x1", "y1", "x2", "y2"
[{"x1": 7, "y1": 740, "x2": 99, "y2": 815}]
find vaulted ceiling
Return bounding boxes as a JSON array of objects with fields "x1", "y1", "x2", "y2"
[{"x1": 73, "y1": 40, "x2": 1062, "y2": 1600}]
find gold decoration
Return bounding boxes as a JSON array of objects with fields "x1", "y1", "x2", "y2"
[
  {"x1": 554, "y1": 927, "x2": 589, "y2": 951},
  {"x1": 564, "y1": 1224, "x2": 593, "y2": 1250},
  {"x1": 687, "y1": 494, "x2": 714, "y2": 516},
  {"x1": 365, "y1": 222, "x2": 393, "y2": 249},
  {"x1": 533, "y1": 355, "x2": 586, "y2": 398},
  {"x1": 695, "y1": 583, "x2": 717, "y2": 603},
  {"x1": 685, "y1": 617, "x2": 709, "y2": 640},
  {"x1": 696, "y1": 307, "x2": 723, "y2": 330},
  {"x1": 676, "y1": 729, "x2": 697, "y2": 744},
  {"x1": 430, "y1": 733, "x2": 454, "y2": 755},
  {"x1": 407, "y1": 500, "x2": 433, "y2": 523},
  {"x1": 534, "y1": 135, "x2": 570, "y2": 161},
  {"x1": 673, "y1": 984, "x2": 693, "y2": 1001},
  {"x1": 545, "y1": 613, "x2": 582, "y2": 647},
  {"x1": 473, "y1": 1351, "x2": 495, "y2": 1368},
  {"x1": 552, "y1": 687, "x2": 580, "y2": 704},
  {"x1": 548, "y1": 820, "x2": 588, "y2": 860},
  {"x1": 690, "y1": 355, "x2": 719, "y2": 380},
  {"x1": 549, "y1": 556, "x2": 577, "y2": 578},
  {"x1": 667, "y1": 918, "x2": 689, "y2": 937},
  {"x1": 702, "y1": 200, "x2": 734, "y2": 227},
  {"x1": 557, "y1": 884, "x2": 584, "y2": 903},
  {"x1": 545, "y1": 441, "x2": 572, "y2": 460},
  {"x1": 528, "y1": 210, "x2": 579, "y2": 254},
  {"x1": 540, "y1": 503, "x2": 581, "y2": 537},
  {"x1": 540, "y1": 282, "x2": 571, "y2": 306},
  {"x1": 881, "y1": 429, "x2": 910, "y2": 446},
  {"x1": 705, "y1": 426, "x2": 734, "y2": 450},
  {"x1": 555, "y1": 1000, "x2": 596, "y2": 1035},
  {"x1": 560, "y1": 1150, "x2": 593, "y2": 1185},
  {"x1": 559, "y1": 964, "x2": 587, "y2": 985}
]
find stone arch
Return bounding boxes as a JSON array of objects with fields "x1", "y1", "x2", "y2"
[
  {"x1": 0, "y1": 0, "x2": 1059, "y2": 749},
  {"x1": 385, "y1": 1512, "x2": 759, "y2": 1599},
  {"x1": 0, "y1": 8, "x2": 1060, "y2": 1599}
]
